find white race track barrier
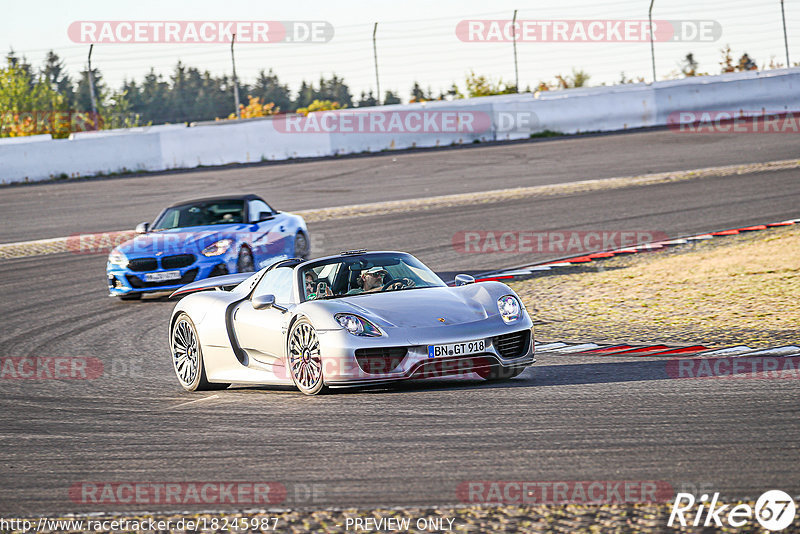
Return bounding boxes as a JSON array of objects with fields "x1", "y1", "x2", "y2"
[{"x1": 1, "y1": 68, "x2": 798, "y2": 184}]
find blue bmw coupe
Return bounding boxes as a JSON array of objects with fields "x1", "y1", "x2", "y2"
[{"x1": 107, "y1": 194, "x2": 310, "y2": 300}]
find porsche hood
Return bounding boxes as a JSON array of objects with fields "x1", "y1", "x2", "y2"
[{"x1": 318, "y1": 284, "x2": 508, "y2": 329}]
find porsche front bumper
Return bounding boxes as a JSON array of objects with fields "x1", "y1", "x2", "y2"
[{"x1": 317, "y1": 320, "x2": 535, "y2": 386}]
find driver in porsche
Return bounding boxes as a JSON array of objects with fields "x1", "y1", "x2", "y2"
[{"x1": 347, "y1": 266, "x2": 388, "y2": 295}]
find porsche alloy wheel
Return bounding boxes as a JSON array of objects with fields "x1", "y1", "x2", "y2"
[
  {"x1": 288, "y1": 319, "x2": 326, "y2": 395},
  {"x1": 171, "y1": 313, "x2": 228, "y2": 391}
]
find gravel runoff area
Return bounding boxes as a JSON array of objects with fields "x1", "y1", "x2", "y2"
[
  {"x1": 511, "y1": 224, "x2": 800, "y2": 348},
  {"x1": 4, "y1": 500, "x2": 798, "y2": 533}
]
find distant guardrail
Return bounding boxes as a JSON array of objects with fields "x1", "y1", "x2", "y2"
[{"x1": 1, "y1": 67, "x2": 798, "y2": 184}]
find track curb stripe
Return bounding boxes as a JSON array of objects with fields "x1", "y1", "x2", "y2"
[
  {"x1": 535, "y1": 341, "x2": 799, "y2": 358},
  {"x1": 476, "y1": 218, "x2": 799, "y2": 282}
]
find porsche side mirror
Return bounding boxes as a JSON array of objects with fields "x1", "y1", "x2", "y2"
[
  {"x1": 135, "y1": 222, "x2": 150, "y2": 234},
  {"x1": 252, "y1": 294, "x2": 275, "y2": 309},
  {"x1": 454, "y1": 274, "x2": 476, "y2": 286},
  {"x1": 252, "y1": 294, "x2": 287, "y2": 312}
]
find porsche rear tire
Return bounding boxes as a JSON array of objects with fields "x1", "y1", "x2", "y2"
[
  {"x1": 171, "y1": 313, "x2": 229, "y2": 391},
  {"x1": 477, "y1": 365, "x2": 527, "y2": 381},
  {"x1": 287, "y1": 318, "x2": 327, "y2": 395}
]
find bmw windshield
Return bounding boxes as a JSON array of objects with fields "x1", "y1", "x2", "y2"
[{"x1": 152, "y1": 200, "x2": 245, "y2": 230}]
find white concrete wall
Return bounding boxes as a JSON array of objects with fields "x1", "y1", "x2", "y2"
[
  {"x1": 1, "y1": 67, "x2": 798, "y2": 184},
  {"x1": 0, "y1": 130, "x2": 163, "y2": 182}
]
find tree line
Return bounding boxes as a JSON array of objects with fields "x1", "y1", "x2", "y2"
[{"x1": 1, "y1": 46, "x2": 790, "y2": 137}]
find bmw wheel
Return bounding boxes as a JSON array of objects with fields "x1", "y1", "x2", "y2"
[
  {"x1": 171, "y1": 313, "x2": 229, "y2": 391},
  {"x1": 294, "y1": 232, "x2": 310, "y2": 260},
  {"x1": 237, "y1": 246, "x2": 255, "y2": 272},
  {"x1": 287, "y1": 318, "x2": 326, "y2": 395}
]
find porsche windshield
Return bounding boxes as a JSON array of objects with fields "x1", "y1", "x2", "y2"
[
  {"x1": 152, "y1": 200, "x2": 245, "y2": 230},
  {"x1": 301, "y1": 253, "x2": 446, "y2": 301}
]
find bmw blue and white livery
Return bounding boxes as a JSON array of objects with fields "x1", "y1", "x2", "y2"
[
  {"x1": 168, "y1": 250, "x2": 535, "y2": 395},
  {"x1": 107, "y1": 194, "x2": 310, "y2": 300}
]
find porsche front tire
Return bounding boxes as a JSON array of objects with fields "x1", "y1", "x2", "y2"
[
  {"x1": 287, "y1": 318, "x2": 327, "y2": 395},
  {"x1": 171, "y1": 313, "x2": 229, "y2": 391}
]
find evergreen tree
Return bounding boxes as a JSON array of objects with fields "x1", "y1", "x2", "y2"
[
  {"x1": 253, "y1": 69, "x2": 291, "y2": 112},
  {"x1": 356, "y1": 90, "x2": 377, "y2": 107}
]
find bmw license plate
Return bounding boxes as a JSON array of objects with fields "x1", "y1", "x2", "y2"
[
  {"x1": 428, "y1": 340, "x2": 485, "y2": 358},
  {"x1": 144, "y1": 270, "x2": 181, "y2": 282}
]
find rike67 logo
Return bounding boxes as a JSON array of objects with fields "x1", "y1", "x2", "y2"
[{"x1": 669, "y1": 490, "x2": 797, "y2": 531}]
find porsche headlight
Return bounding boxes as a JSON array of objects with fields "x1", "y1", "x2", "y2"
[
  {"x1": 497, "y1": 295, "x2": 521, "y2": 323},
  {"x1": 202, "y1": 239, "x2": 233, "y2": 257},
  {"x1": 108, "y1": 250, "x2": 128, "y2": 268},
  {"x1": 335, "y1": 313, "x2": 382, "y2": 337}
]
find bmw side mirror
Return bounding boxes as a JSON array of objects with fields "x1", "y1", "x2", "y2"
[
  {"x1": 135, "y1": 222, "x2": 150, "y2": 234},
  {"x1": 455, "y1": 274, "x2": 476, "y2": 286},
  {"x1": 258, "y1": 211, "x2": 273, "y2": 221}
]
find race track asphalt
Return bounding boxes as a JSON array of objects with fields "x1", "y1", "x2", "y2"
[{"x1": 0, "y1": 129, "x2": 798, "y2": 515}]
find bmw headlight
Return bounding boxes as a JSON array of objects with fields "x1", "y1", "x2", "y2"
[
  {"x1": 202, "y1": 239, "x2": 233, "y2": 257},
  {"x1": 335, "y1": 313, "x2": 382, "y2": 337},
  {"x1": 108, "y1": 250, "x2": 129, "y2": 268},
  {"x1": 497, "y1": 295, "x2": 521, "y2": 323}
]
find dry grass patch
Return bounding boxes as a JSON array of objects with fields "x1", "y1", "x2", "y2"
[{"x1": 511, "y1": 225, "x2": 800, "y2": 347}]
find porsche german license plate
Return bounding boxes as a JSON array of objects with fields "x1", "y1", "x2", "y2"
[
  {"x1": 428, "y1": 340, "x2": 485, "y2": 358},
  {"x1": 144, "y1": 270, "x2": 181, "y2": 282}
]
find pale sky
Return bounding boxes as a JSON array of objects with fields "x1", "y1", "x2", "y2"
[{"x1": 2, "y1": 0, "x2": 797, "y2": 101}]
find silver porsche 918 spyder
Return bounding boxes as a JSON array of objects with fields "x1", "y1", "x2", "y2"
[{"x1": 169, "y1": 250, "x2": 535, "y2": 395}]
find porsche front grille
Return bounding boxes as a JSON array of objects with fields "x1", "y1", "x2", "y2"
[
  {"x1": 354, "y1": 347, "x2": 408, "y2": 374},
  {"x1": 492, "y1": 330, "x2": 531, "y2": 358}
]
